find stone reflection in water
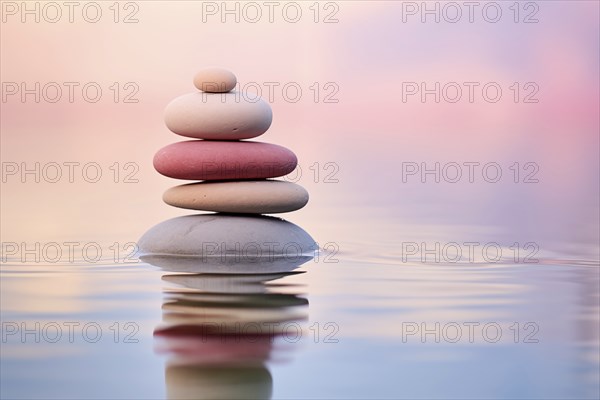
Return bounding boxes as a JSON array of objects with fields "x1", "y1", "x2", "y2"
[
  {"x1": 139, "y1": 214, "x2": 315, "y2": 400},
  {"x1": 154, "y1": 272, "x2": 308, "y2": 400},
  {"x1": 164, "y1": 365, "x2": 273, "y2": 400}
]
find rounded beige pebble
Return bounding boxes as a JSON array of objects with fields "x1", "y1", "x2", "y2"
[
  {"x1": 163, "y1": 180, "x2": 309, "y2": 214},
  {"x1": 164, "y1": 91, "x2": 272, "y2": 140},
  {"x1": 193, "y1": 67, "x2": 237, "y2": 93}
]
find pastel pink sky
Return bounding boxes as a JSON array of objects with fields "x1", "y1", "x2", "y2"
[{"x1": 1, "y1": 1, "x2": 598, "y2": 257}]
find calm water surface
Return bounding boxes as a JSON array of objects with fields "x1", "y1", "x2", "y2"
[{"x1": 1, "y1": 206, "x2": 598, "y2": 400}]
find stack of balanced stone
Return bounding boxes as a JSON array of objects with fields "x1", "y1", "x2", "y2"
[{"x1": 153, "y1": 67, "x2": 308, "y2": 214}]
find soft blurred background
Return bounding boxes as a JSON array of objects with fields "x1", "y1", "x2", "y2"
[{"x1": 1, "y1": 1, "x2": 599, "y2": 399}]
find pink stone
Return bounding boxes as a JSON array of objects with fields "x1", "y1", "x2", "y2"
[{"x1": 153, "y1": 140, "x2": 297, "y2": 180}]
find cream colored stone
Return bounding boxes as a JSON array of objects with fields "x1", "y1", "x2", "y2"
[
  {"x1": 163, "y1": 181, "x2": 308, "y2": 214},
  {"x1": 164, "y1": 91, "x2": 272, "y2": 140},
  {"x1": 193, "y1": 67, "x2": 237, "y2": 93}
]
